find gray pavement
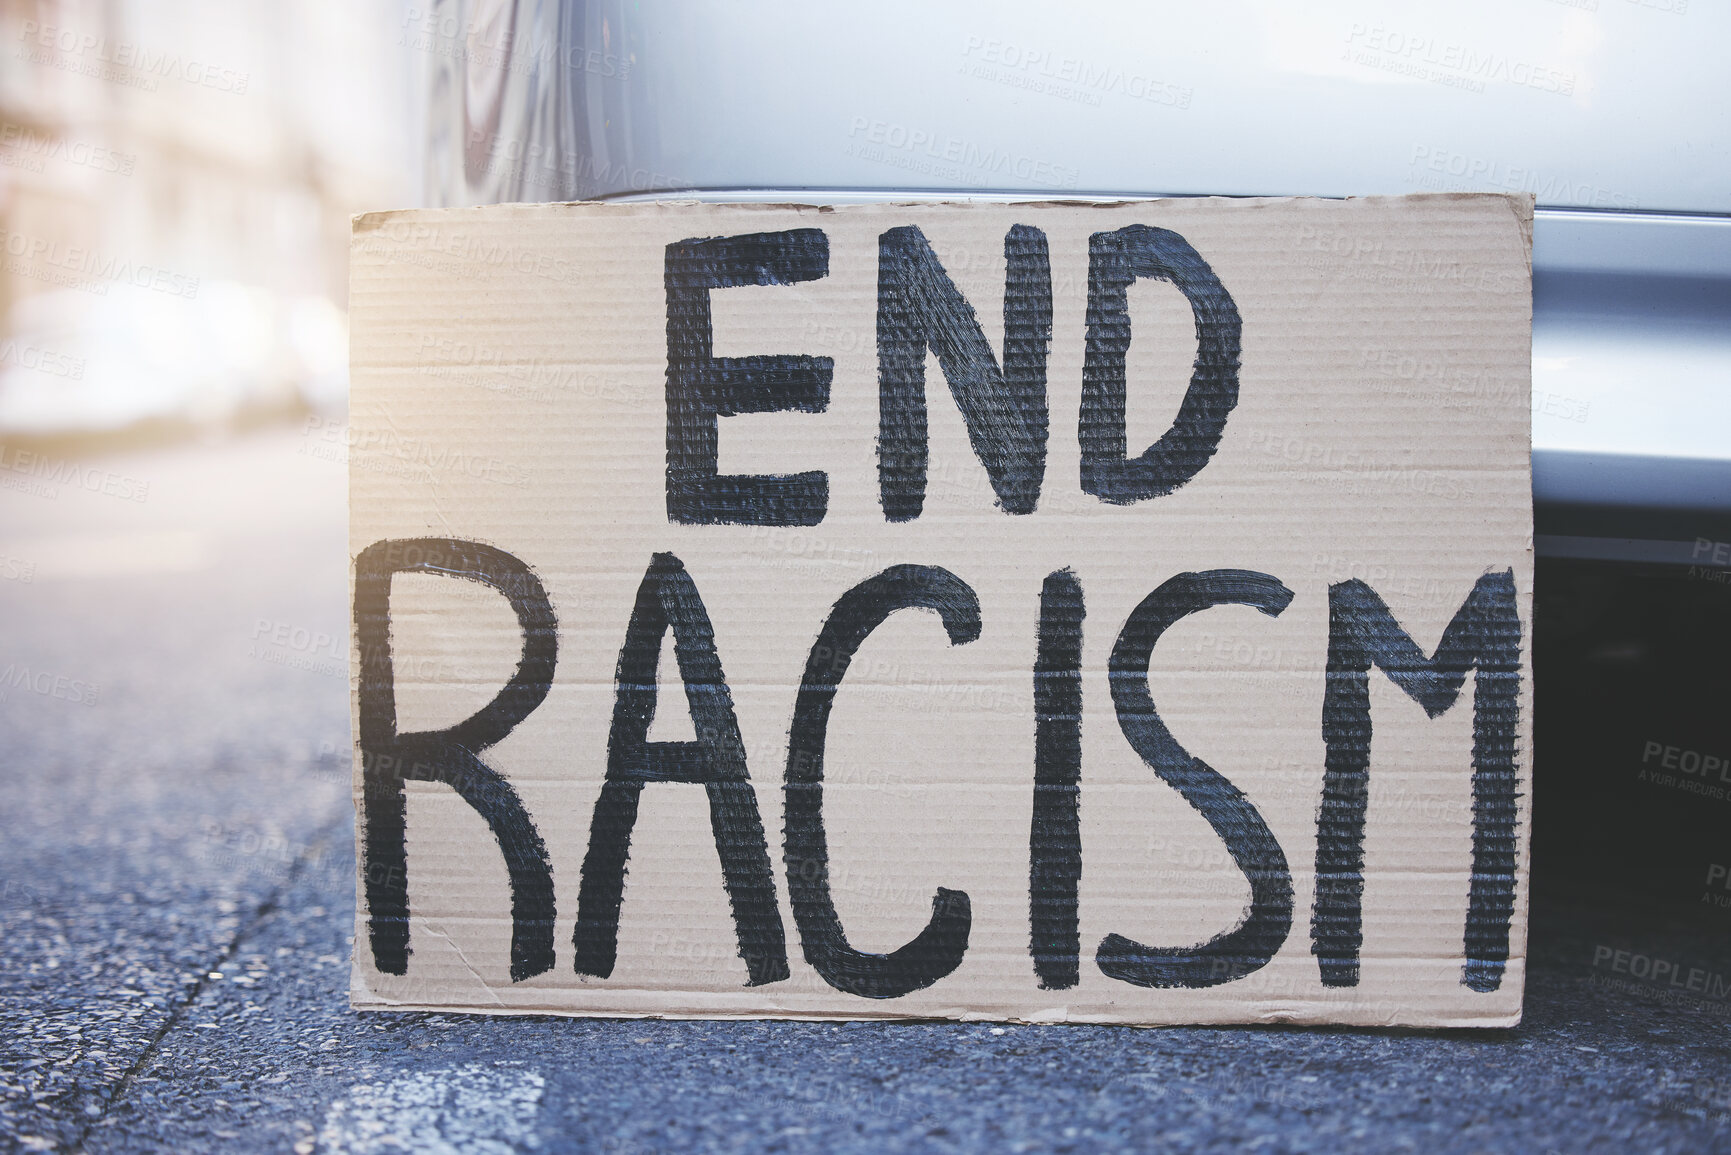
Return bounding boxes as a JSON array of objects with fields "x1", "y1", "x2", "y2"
[{"x1": 2, "y1": 427, "x2": 1729, "y2": 1153}]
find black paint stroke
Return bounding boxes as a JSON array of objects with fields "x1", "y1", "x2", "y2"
[
  {"x1": 1080, "y1": 224, "x2": 1241, "y2": 504},
  {"x1": 877, "y1": 224, "x2": 1052, "y2": 521},
  {"x1": 1099, "y1": 570, "x2": 1295, "y2": 988},
  {"x1": 1315, "y1": 571, "x2": 1522, "y2": 992},
  {"x1": 354, "y1": 537, "x2": 557, "y2": 982},
  {"x1": 785, "y1": 565, "x2": 981, "y2": 998},
  {"x1": 1031, "y1": 569, "x2": 1084, "y2": 989},
  {"x1": 573, "y1": 553, "x2": 789, "y2": 985},
  {"x1": 666, "y1": 228, "x2": 833, "y2": 526}
]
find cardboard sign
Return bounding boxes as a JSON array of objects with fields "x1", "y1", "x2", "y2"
[{"x1": 348, "y1": 195, "x2": 1533, "y2": 1027}]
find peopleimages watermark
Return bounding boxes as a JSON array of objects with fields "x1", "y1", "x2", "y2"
[
  {"x1": 1407, "y1": 145, "x2": 1638, "y2": 210},
  {"x1": 248, "y1": 616, "x2": 455, "y2": 684},
  {"x1": 300, "y1": 416, "x2": 530, "y2": 488},
  {"x1": 1344, "y1": 23, "x2": 1576, "y2": 97},
  {"x1": 0, "y1": 227, "x2": 200, "y2": 298},
  {"x1": 745, "y1": 524, "x2": 875, "y2": 572},
  {"x1": 0, "y1": 337, "x2": 84, "y2": 380},
  {"x1": 464, "y1": 127, "x2": 685, "y2": 199},
  {"x1": 1, "y1": 120, "x2": 134, "y2": 176},
  {"x1": 1533, "y1": 389, "x2": 1591, "y2": 424},
  {"x1": 1592, "y1": 944, "x2": 1731, "y2": 1001},
  {"x1": 0, "y1": 443, "x2": 151, "y2": 503},
  {"x1": 845, "y1": 116, "x2": 1079, "y2": 190},
  {"x1": 1693, "y1": 538, "x2": 1731, "y2": 567},
  {"x1": 1360, "y1": 346, "x2": 1537, "y2": 425},
  {"x1": 16, "y1": 20, "x2": 250, "y2": 94},
  {"x1": 199, "y1": 815, "x2": 363, "y2": 890},
  {"x1": 1309, "y1": 552, "x2": 1478, "y2": 616},
  {"x1": 400, "y1": 7, "x2": 631, "y2": 82},
  {"x1": 958, "y1": 34, "x2": 1192, "y2": 110},
  {"x1": 0, "y1": 662, "x2": 100, "y2": 707},
  {"x1": 1101, "y1": 1070, "x2": 1329, "y2": 1115},
  {"x1": 248, "y1": 619, "x2": 346, "y2": 680},
  {"x1": 1703, "y1": 864, "x2": 1731, "y2": 912},
  {"x1": 359, "y1": 218, "x2": 582, "y2": 288},
  {"x1": 1247, "y1": 428, "x2": 1475, "y2": 502},
  {"x1": 1, "y1": 878, "x2": 43, "y2": 909},
  {"x1": 1293, "y1": 223, "x2": 1523, "y2": 294},
  {"x1": 417, "y1": 333, "x2": 648, "y2": 406},
  {"x1": 1639, "y1": 738, "x2": 1731, "y2": 802},
  {"x1": 1688, "y1": 538, "x2": 1731, "y2": 591}
]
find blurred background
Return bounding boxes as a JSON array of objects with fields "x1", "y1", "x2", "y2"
[{"x1": 0, "y1": 0, "x2": 415, "y2": 439}]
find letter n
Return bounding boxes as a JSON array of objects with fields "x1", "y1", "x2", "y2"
[{"x1": 877, "y1": 224, "x2": 1052, "y2": 520}]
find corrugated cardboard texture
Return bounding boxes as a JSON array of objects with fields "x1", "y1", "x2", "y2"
[{"x1": 348, "y1": 195, "x2": 1534, "y2": 1027}]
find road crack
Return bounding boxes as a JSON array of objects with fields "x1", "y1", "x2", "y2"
[{"x1": 72, "y1": 813, "x2": 351, "y2": 1150}]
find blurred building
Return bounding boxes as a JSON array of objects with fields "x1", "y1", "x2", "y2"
[{"x1": 0, "y1": 0, "x2": 420, "y2": 436}]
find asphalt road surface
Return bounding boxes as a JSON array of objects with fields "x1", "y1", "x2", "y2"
[{"x1": 2, "y1": 426, "x2": 1729, "y2": 1153}]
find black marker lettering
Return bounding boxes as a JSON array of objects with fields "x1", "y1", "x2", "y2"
[
  {"x1": 354, "y1": 537, "x2": 557, "y2": 982},
  {"x1": 1030, "y1": 569, "x2": 1084, "y2": 989},
  {"x1": 785, "y1": 565, "x2": 980, "y2": 997},
  {"x1": 1080, "y1": 225, "x2": 1241, "y2": 504},
  {"x1": 1314, "y1": 571, "x2": 1522, "y2": 992},
  {"x1": 666, "y1": 229, "x2": 832, "y2": 526},
  {"x1": 877, "y1": 225, "x2": 1052, "y2": 521},
  {"x1": 1099, "y1": 570, "x2": 1294, "y2": 988},
  {"x1": 574, "y1": 553, "x2": 788, "y2": 985}
]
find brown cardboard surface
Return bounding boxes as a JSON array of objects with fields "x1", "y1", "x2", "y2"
[{"x1": 347, "y1": 194, "x2": 1533, "y2": 1027}]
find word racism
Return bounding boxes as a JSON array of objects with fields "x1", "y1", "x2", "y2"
[{"x1": 354, "y1": 219, "x2": 1524, "y2": 1004}]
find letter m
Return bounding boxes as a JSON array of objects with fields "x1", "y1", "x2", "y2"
[{"x1": 1313, "y1": 570, "x2": 1522, "y2": 992}]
